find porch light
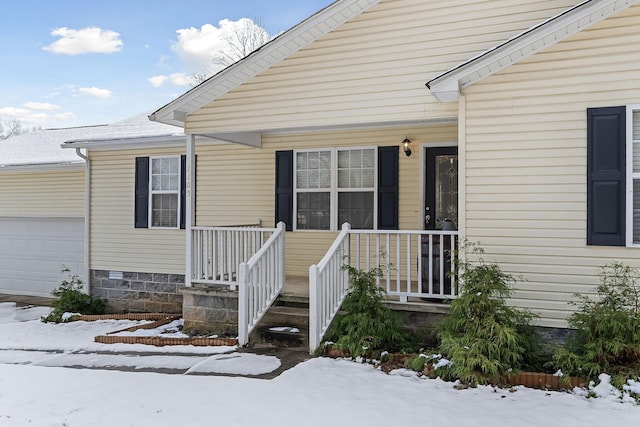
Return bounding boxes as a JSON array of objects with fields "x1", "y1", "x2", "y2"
[{"x1": 402, "y1": 137, "x2": 412, "y2": 157}]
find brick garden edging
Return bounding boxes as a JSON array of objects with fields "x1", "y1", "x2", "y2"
[{"x1": 70, "y1": 313, "x2": 238, "y2": 347}]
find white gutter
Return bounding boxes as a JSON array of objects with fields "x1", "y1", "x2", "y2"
[
  {"x1": 0, "y1": 161, "x2": 84, "y2": 172},
  {"x1": 74, "y1": 148, "x2": 91, "y2": 294}
]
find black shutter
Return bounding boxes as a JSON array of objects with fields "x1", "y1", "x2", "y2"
[
  {"x1": 275, "y1": 150, "x2": 294, "y2": 231},
  {"x1": 587, "y1": 106, "x2": 626, "y2": 246},
  {"x1": 134, "y1": 157, "x2": 149, "y2": 229},
  {"x1": 378, "y1": 146, "x2": 399, "y2": 230}
]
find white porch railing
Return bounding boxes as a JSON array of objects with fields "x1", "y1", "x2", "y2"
[
  {"x1": 309, "y1": 223, "x2": 351, "y2": 352},
  {"x1": 349, "y1": 228, "x2": 458, "y2": 302},
  {"x1": 191, "y1": 222, "x2": 271, "y2": 290},
  {"x1": 308, "y1": 223, "x2": 459, "y2": 353},
  {"x1": 237, "y1": 222, "x2": 286, "y2": 346}
]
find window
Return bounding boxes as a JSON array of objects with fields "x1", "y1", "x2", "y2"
[
  {"x1": 134, "y1": 155, "x2": 187, "y2": 230},
  {"x1": 294, "y1": 148, "x2": 376, "y2": 231},
  {"x1": 275, "y1": 147, "x2": 398, "y2": 232},
  {"x1": 337, "y1": 148, "x2": 375, "y2": 229},
  {"x1": 150, "y1": 157, "x2": 180, "y2": 228}
]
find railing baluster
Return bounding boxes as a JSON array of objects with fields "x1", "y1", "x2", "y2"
[
  {"x1": 395, "y1": 233, "x2": 401, "y2": 296},
  {"x1": 406, "y1": 234, "x2": 412, "y2": 296}
]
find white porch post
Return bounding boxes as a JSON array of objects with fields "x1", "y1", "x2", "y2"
[{"x1": 185, "y1": 134, "x2": 196, "y2": 287}]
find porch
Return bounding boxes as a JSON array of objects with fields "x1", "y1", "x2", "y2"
[{"x1": 184, "y1": 222, "x2": 458, "y2": 352}]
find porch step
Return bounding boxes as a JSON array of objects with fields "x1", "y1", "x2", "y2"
[{"x1": 250, "y1": 296, "x2": 309, "y2": 349}]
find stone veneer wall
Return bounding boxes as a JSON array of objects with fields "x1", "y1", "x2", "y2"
[{"x1": 90, "y1": 269, "x2": 183, "y2": 313}]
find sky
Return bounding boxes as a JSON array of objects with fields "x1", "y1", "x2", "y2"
[
  {"x1": 0, "y1": 1, "x2": 335, "y2": 130},
  {"x1": 0, "y1": 302, "x2": 639, "y2": 426}
]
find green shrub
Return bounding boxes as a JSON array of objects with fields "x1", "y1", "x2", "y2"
[
  {"x1": 42, "y1": 268, "x2": 106, "y2": 323},
  {"x1": 551, "y1": 262, "x2": 640, "y2": 387},
  {"x1": 435, "y1": 244, "x2": 539, "y2": 385},
  {"x1": 325, "y1": 265, "x2": 409, "y2": 358}
]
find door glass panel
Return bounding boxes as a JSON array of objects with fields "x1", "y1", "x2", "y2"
[{"x1": 435, "y1": 155, "x2": 458, "y2": 229}]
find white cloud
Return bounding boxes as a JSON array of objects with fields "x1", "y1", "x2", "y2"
[
  {"x1": 171, "y1": 23, "x2": 226, "y2": 70},
  {"x1": 53, "y1": 112, "x2": 76, "y2": 121},
  {"x1": 43, "y1": 27, "x2": 123, "y2": 55},
  {"x1": 171, "y1": 18, "x2": 267, "y2": 70},
  {"x1": 0, "y1": 105, "x2": 75, "y2": 127},
  {"x1": 0, "y1": 107, "x2": 30, "y2": 116},
  {"x1": 22, "y1": 102, "x2": 60, "y2": 111},
  {"x1": 148, "y1": 73, "x2": 193, "y2": 88},
  {"x1": 147, "y1": 75, "x2": 168, "y2": 88},
  {"x1": 77, "y1": 87, "x2": 112, "y2": 98}
]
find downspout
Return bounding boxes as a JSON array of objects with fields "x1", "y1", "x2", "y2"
[{"x1": 75, "y1": 148, "x2": 91, "y2": 294}]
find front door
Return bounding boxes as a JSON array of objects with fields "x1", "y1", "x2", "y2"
[
  {"x1": 425, "y1": 146, "x2": 458, "y2": 230},
  {"x1": 422, "y1": 146, "x2": 458, "y2": 297}
]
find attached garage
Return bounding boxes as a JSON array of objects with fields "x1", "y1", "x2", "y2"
[{"x1": 0, "y1": 217, "x2": 84, "y2": 297}]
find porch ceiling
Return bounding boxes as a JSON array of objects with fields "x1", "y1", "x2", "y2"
[{"x1": 192, "y1": 117, "x2": 458, "y2": 147}]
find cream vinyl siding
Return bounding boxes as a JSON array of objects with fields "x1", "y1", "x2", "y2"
[
  {"x1": 0, "y1": 168, "x2": 84, "y2": 217},
  {"x1": 196, "y1": 125, "x2": 456, "y2": 275},
  {"x1": 90, "y1": 148, "x2": 185, "y2": 274},
  {"x1": 462, "y1": 5, "x2": 640, "y2": 328},
  {"x1": 185, "y1": 0, "x2": 576, "y2": 134}
]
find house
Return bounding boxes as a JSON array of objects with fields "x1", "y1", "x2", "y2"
[
  {"x1": 0, "y1": 114, "x2": 179, "y2": 298},
  {"x1": 66, "y1": 0, "x2": 640, "y2": 351}
]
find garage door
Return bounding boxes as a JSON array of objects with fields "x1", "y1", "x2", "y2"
[{"x1": 0, "y1": 217, "x2": 84, "y2": 297}]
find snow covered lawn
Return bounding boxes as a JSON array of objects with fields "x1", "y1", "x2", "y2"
[{"x1": 0, "y1": 302, "x2": 638, "y2": 426}]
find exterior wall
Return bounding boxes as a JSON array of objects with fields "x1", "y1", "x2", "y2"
[
  {"x1": 90, "y1": 269, "x2": 183, "y2": 313},
  {"x1": 196, "y1": 124, "x2": 457, "y2": 276},
  {"x1": 186, "y1": 0, "x2": 576, "y2": 134},
  {"x1": 0, "y1": 167, "x2": 84, "y2": 217},
  {"x1": 89, "y1": 147, "x2": 185, "y2": 274},
  {"x1": 462, "y1": 5, "x2": 640, "y2": 328}
]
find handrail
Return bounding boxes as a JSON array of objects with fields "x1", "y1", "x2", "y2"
[
  {"x1": 237, "y1": 222, "x2": 286, "y2": 346},
  {"x1": 309, "y1": 222, "x2": 351, "y2": 353}
]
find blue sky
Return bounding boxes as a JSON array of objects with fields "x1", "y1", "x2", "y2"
[{"x1": 1, "y1": 1, "x2": 334, "y2": 129}]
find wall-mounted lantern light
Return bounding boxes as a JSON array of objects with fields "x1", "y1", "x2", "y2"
[{"x1": 402, "y1": 137, "x2": 412, "y2": 157}]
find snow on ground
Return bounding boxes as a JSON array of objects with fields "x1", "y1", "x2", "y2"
[
  {"x1": 0, "y1": 303, "x2": 234, "y2": 355},
  {"x1": 0, "y1": 303, "x2": 638, "y2": 426}
]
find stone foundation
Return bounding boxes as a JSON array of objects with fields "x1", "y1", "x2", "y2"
[
  {"x1": 180, "y1": 286, "x2": 239, "y2": 336},
  {"x1": 90, "y1": 269, "x2": 183, "y2": 313}
]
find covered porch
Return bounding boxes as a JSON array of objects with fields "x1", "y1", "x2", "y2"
[{"x1": 183, "y1": 218, "x2": 458, "y2": 352}]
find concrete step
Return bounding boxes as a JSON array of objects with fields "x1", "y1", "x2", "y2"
[
  {"x1": 277, "y1": 293, "x2": 309, "y2": 308},
  {"x1": 251, "y1": 326, "x2": 308, "y2": 349},
  {"x1": 260, "y1": 305, "x2": 309, "y2": 329},
  {"x1": 250, "y1": 302, "x2": 309, "y2": 349}
]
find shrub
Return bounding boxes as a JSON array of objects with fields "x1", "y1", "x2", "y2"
[
  {"x1": 325, "y1": 265, "x2": 409, "y2": 358},
  {"x1": 435, "y1": 244, "x2": 539, "y2": 385},
  {"x1": 551, "y1": 262, "x2": 640, "y2": 388},
  {"x1": 42, "y1": 268, "x2": 106, "y2": 323}
]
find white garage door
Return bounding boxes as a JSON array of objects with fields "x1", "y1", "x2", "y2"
[{"x1": 0, "y1": 217, "x2": 84, "y2": 297}]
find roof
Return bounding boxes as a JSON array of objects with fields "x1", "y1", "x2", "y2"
[
  {"x1": 149, "y1": 0, "x2": 380, "y2": 128},
  {"x1": 427, "y1": 0, "x2": 640, "y2": 102},
  {"x1": 0, "y1": 113, "x2": 179, "y2": 170}
]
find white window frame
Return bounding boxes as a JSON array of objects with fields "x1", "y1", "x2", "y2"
[
  {"x1": 626, "y1": 105, "x2": 640, "y2": 246},
  {"x1": 149, "y1": 155, "x2": 181, "y2": 229},
  {"x1": 293, "y1": 147, "x2": 378, "y2": 232}
]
